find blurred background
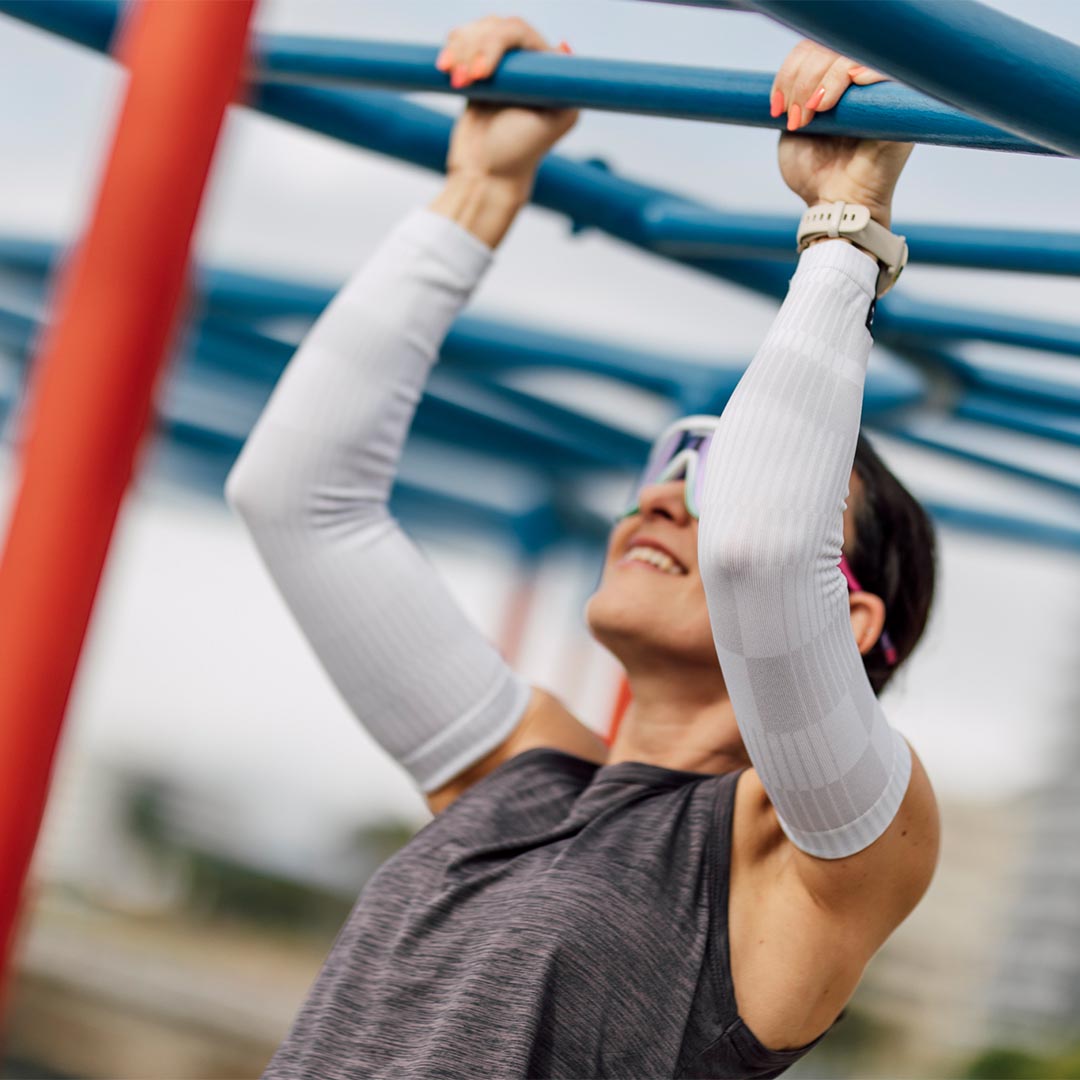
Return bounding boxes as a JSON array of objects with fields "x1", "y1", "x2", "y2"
[{"x1": 1, "y1": 1, "x2": 1078, "y2": 1077}]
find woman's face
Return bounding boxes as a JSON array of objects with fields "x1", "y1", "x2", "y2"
[
  {"x1": 585, "y1": 479, "x2": 718, "y2": 670},
  {"x1": 585, "y1": 474, "x2": 861, "y2": 673}
]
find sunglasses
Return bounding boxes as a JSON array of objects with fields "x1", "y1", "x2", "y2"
[{"x1": 621, "y1": 415, "x2": 898, "y2": 666}]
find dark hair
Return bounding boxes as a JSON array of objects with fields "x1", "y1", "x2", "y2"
[{"x1": 849, "y1": 432, "x2": 937, "y2": 695}]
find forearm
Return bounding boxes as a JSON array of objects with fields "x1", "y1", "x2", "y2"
[{"x1": 698, "y1": 240, "x2": 911, "y2": 858}]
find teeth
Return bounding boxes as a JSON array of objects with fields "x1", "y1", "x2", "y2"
[{"x1": 624, "y1": 545, "x2": 685, "y2": 575}]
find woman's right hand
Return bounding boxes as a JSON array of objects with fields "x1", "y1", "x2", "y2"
[{"x1": 437, "y1": 16, "x2": 578, "y2": 199}]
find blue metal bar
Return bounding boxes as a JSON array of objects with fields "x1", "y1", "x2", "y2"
[
  {"x1": 901, "y1": 347, "x2": 1080, "y2": 414},
  {"x1": 875, "y1": 421, "x2": 1080, "y2": 500},
  {"x1": 919, "y1": 501, "x2": 1080, "y2": 554},
  {"x1": 253, "y1": 38, "x2": 1054, "y2": 155},
  {"x1": 643, "y1": 201, "x2": 1080, "y2": 276},
  {"x1": 955, "y1": 394, "x2": 1080, "y2": 448},
  {"x1": 741, "y1": 0, "x2": 1080, "y2": 158},
  {"x1": 877, "y1": 295, "x2": 1080, "y2": 362},
  {"x1": 0, "y1": 0, "x2": 122, "y2": 51}
]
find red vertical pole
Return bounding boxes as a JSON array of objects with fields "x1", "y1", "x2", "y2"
[
  {"x1": 606, "y1": 676, "x2": 632, "y2": 747},
  {"x1": 0, "y1": 0, "x2": 256, "y2": 982}
]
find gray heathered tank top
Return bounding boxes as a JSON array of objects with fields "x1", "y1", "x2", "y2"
[{"x1": 263, "y1": 748, "x2": 841, "y2": 1079}]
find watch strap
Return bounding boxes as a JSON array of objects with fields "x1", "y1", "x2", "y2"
[{"x1": 796, "y1": 201, "x2": 908, "y2": 297}]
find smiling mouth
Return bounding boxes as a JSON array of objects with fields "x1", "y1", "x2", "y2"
[{"x1": 618, "y1": 545, "x2": 688, "y2": 576}]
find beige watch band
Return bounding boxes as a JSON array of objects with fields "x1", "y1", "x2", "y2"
[{"x1": 796, "y1": 201, "x2": 908, "y2": 297}]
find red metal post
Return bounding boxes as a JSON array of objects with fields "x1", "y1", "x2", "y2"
[
  {"x1": 606, "y1": 676, "x2": 632, "y2": 747},
  {"x1": 0, "y1": 0, "x2": 256, "y2": 981}
]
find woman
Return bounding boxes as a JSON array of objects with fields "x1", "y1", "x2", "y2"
[{"x1": 227, "y1": 17, "x2": 940, "y2": 1079}]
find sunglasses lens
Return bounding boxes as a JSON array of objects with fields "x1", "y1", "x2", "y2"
[
  {"x1": 691, "y1": 432, "x2": 714, "y2": 518},
  {"x1": 640, "y1": 430, "x2": 685, "y2": 488}
]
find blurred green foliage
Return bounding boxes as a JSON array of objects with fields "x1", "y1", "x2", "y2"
[
  {"x1": 963, "y1": 1044, "x2": 1080, "y2": 1079},
  {"x1": 123, "y1": 776, "x2": 415, "y2": 934}
]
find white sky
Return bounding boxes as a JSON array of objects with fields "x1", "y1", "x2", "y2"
[{"x1": 1, "y1": 2, "x2": 1079, "y2": 875}]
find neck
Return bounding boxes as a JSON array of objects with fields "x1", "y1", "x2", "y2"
[{"x1": 606, "y1": 666, "x2": 751, "y2": 776}]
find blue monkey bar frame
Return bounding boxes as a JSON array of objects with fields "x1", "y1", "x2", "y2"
[
  {"x1": 0, "y1": 0, "x2": 1076, "y2": 554},
  {"x1": 641, "y1": 203, "x2": 1080, "y2": 278}
]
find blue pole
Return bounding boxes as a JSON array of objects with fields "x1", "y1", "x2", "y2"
[
  {"x1": 955, "y1": 395, "x2": 1080, "y2": 449},
  {"x1": 919, "y1": 501, "x2": 1080, "y2": 555},
  {"x1": 741, "y1": 0, "x2": 1080, "y2": 158},
  {"x1": 253, "y1": 37, "x2": 1055, "y2": 155},
  {"x1": 0, "y1": 0, "x2": 122, "y2": 50},
  {"x1": 877, "y1": 295, "x2": 1080, "y2": 362},
  {"x1": 877, "y1": 421, "x2": 1080, "y2": 500},
  {"x1": 642, "y1": 201, "x2": 1080, "y2": 277}
]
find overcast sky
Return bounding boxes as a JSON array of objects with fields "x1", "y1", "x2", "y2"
[{"x1": 1, "y1": 2, "x2": 1079, "y2": 867}]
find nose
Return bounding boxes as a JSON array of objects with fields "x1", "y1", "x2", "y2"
[{"x1": 636, "y1": 480, "x2": 692, "y2": 526}]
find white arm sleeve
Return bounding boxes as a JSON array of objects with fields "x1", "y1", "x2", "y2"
[
  {"x1": 225, "y1": 209, "x2": 531, "y2": 794},
  {"x1": 698, "y1": 239, "x2": 912, "y2": 859}
]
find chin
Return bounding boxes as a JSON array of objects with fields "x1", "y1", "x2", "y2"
[{"x1": 584, "y1": 579, "x2": 719, "y2": 670}]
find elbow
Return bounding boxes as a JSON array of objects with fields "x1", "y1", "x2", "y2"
[
  {"x1": 223, "y1": 457, "x2": 262, "y2": 523},
  {"x1": 224, "y1": 441, "x2": 307, "y2": 531},
  {"x1": 225, "y1": 444, "x2": 389, "y2": 538},
  {"x1": 698, "y1": 513, "x2": 813, "y2": 587}
]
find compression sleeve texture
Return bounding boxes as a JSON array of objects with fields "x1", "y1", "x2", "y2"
[
  {"x1": 698, "y1": 239, "x2": 912, "y2": 860},
  {"x1": 225, "y1": 209, "x2": 531, "y2": 794}
]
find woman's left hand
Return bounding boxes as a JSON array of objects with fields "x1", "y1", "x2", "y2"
[{"x1": 772, "y1": 40, "x2": 913, "y2": 228}]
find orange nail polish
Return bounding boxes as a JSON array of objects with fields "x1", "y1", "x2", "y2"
[
  {"x1": 470, "y1": 56, "x2": 488, "y2": 78},
  {"x1": 806, "y1": 86, "x2": 826, "y2": 110},
  {"x1": 848, "y1": 65, "x2": 868, "y2": 76},
  {"x1": 770, "y1": 89, "x2": 784, "y2": 118},
  {"x1": 435, "y1": 48, "x2": 452, "y2": 71},
  {"x1": 787, "y1": 102, "x2": 801, "y2": 131},
  {"x1": 558, "y1": 40, "x2": 573, "y2": 54},
  {"x1": 450, "y1": 67, "x2": 468, "y2": 89}
]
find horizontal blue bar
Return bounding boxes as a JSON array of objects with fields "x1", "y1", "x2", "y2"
[
  {"x1": 906, "y1": 348, "x2": 1080, "y2": 415},
  {"x1": 0, "y1": 0, "x2": 122, "y2": 51},
  {"x1": 643, "y1": 201, "x2": 1080, "y2": 276},
  {"x1": 919, "y1": 500, "x2": 1080, "y2": 554},
  {"x1": 955, "y1": 394, "x2": 1080, "y2": 448},
  {"x1": 254, "y1": 38, "x2": 1055, "y2": 155},
  {"x1": 877, "y1": 294, "x2": 1080, "y2": 361},
  {"x1": 877, "y1": 421, "x2": 1080, "y2": 499},
  {"x1": 743, "y1": 0, "x2": 1080, "y2": 158}
]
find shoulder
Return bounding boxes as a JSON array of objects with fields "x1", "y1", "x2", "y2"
[{"x1": 425, "y1": 686, "x2": 609, "y2": 815}]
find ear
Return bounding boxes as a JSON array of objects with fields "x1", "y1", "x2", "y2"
[{"x1": 849, "y1": 590, "x2": 887, "y2": 657}]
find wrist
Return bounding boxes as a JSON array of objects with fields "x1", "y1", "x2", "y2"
[
  {"x1": 430, "y1": 171, "x2": 531, "y2": 249},
  {"x1": 810, "y1": 198, "x2": 891, "y2": 231}
]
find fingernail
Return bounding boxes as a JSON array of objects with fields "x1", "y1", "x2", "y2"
[
  {"x1": 558, "y1": 40, "x2": 573, "y2": 54},
  {"x1": 435, "y1": 48, "x2": 452, "y2": 71},
  {"x1": 800, "y1": 107, "x2": 815, "y2": 128},
  {"x1": 848, "y1": 65, "x2": 868, "y2": 76},
  {"x1": 450, "y1": 66, "x2": 468, "y2": 88},
  {"x1": 470, "y1": 56, "x2": 488, "y2": 78},
  {"x1": 770, "y1": 89, "x2": 784, "y2": 118},
  {"x1": 806, "y1": 86, "x2": 826, "y2": 110},
  {"x1": 787, "y1": 102, "x2": 801, "y2": 131}
]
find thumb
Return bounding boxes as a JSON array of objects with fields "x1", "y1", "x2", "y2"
[{"x1": 849, "y1": 64, "x2": 888, "y2": 85}]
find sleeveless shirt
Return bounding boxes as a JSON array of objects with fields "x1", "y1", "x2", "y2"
[{"x1": 262, "y1": 748, "x2": 841, "y2": 1079}]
